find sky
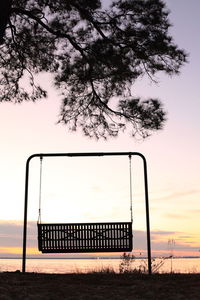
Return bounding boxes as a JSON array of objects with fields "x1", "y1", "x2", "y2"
[{"x1": 0, "y1": 0, "x2": 199, "y2": 260}]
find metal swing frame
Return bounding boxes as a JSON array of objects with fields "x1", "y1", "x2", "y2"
[{"x1": 22, "y1": 152, "x2": 152, "y2": 274}]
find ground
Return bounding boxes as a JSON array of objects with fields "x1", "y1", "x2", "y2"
[{"x1": 0, "y1": 272, "x2": 200, "y2": 299}]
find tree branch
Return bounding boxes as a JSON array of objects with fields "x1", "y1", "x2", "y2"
[
  {"x1": 0, "y1": 0, "x2": 12, "y2": 44},
  {"x1": 11, "y1": 7, "x2": 87, "y2": 59},
  {"x1": 71, "y1": 3, "x2": 108, "y2": 40}
]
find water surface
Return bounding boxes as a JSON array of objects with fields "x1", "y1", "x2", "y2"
[{"x1": 1, "y1": 258, "x2": 200, "y2": 274}]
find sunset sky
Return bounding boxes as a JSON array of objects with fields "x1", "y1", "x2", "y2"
[{"x1": 0, "y1": 0, "x2": 199, "y2": 259}]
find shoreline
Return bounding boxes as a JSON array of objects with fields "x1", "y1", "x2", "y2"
[
  {"x1": 1, "y1": 257, "x2": 200, "y2": 274},
  {"x1": 1, "y1": 256, "x2": 200, "y2": 259}
]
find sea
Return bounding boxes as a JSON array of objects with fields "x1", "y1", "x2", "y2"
[{"x1": 0, "y1": 257, "x2": 200, "y2": 274}]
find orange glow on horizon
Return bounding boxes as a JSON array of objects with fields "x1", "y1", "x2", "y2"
[
  {"x1": 0, "y1": 247, "x2": 38, "y2": 255},
  {"x1": 0, "y1": 247, "x2": 199, "y2": 258}
]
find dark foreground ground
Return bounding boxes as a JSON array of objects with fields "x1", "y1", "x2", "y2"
[{"x1": 0, "y1": 272, "x2": 200, "y2": 300}]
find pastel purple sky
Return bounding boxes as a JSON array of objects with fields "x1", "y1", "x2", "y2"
[{"x1": 0, "y1": 0, "x2": 199, "y2": 257}]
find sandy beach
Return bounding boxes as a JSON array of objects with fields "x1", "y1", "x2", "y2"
[{"x1": 0, "y1": 272, "x2": 199, "y2": 299}]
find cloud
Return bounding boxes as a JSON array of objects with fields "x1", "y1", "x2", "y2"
[
  {"x1": 0, "y1": 220, "x2": 37, "y2": 248},
  {"x1": 151, "y1": 231, "x2": 177, "y2": 236},
  {"x1": 177, "y1": 235, "x2": 192, "y2": 239},
  {"x1": 91, "y1": 185, "x2": 103, "y2": 192},
  {"x1": 0, "y1": 220, "x2": 199, "y2": 257},
  {"x1": 153, "y1": 189, "x2": 200, "y2": 202},
  {"x1": 188, "y1": 209, "x2": 200, "y2": 214},
  {"x1": 0, "y1": 221, "x2": 22, "y2": 247},
  {"x1": 163, "y1": 213, "x2": 190, "y2": 219}
]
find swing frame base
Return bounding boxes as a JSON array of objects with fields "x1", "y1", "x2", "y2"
[{"x1": 38, "y1": 222, "x2": 133, "y2": 253}]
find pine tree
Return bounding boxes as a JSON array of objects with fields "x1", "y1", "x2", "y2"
[{"x1": 0, "y1": 0, "x2": 187, "y2": 139}]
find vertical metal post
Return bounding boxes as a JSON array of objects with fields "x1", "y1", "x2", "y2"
[
  {"x1": 141, "y1": 154, "x2": 152, "y2": 275},
  {"x1": 22, "y1": 157, "x2": 31, "y2": 273}
]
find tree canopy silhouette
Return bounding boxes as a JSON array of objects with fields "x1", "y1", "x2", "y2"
[{"x1": 0, "y1": 0, "x2": 187, "y2": 139}]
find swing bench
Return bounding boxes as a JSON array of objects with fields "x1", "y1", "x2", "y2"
[
  {"x1": 37, "y1": 155, "x2": 133, "y2": 253},
  {"x1": 38, "y1": 222, "x2": 132, "y2": 253}
]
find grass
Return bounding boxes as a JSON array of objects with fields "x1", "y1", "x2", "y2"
[
  {"x1": 118, "y1": 253, "x2": 168, "y2": 274},
  {"x1": 75, "y1": 265, "x2": 116, "y2": 274},
  {"x1": 72, "y1": 254, "x2": 190, "y2": 275},
  {"x1": 0, "y1": 272, "x2": 200, "y2": 299}
]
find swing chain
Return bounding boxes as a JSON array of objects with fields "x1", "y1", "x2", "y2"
[
  {"x1": 129, "y1": 155, "x2": 133, "y2": 223},
  {"x1": 38, "y1": 156, "x2": 43, "y2": 224}
]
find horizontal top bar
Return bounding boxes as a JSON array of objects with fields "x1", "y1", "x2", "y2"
[
  {"x1": 38, "y1": 222, "x2": 132, "y2": 226},
  {"x1": 27, "y1": 152, "x2": 146, "y2": 163}
]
